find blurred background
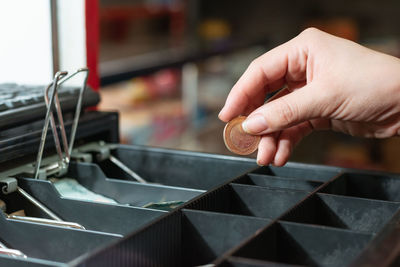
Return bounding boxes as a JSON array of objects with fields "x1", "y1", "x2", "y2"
[
  {"x1": 96, "y1": 0, "x2": 400, "y2": 172},
  {"x1": 4, "y1": 0, "x2": 400, "y2": 172}
]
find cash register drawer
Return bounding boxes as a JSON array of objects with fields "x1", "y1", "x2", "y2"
[{"x1": 1, "y1": 112, "x2": 400, "y2": 266}]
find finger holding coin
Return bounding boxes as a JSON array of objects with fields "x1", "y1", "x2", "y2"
[{"x1": 223, "y1": 88, "x2": 290, "y2": 156}]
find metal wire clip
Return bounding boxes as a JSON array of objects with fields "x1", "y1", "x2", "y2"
[
  {"x1": 34, "y1": 68, "x2": 89, "y2": 179},
  {"x1": 0, "y1": 240, "x2": 27, "y2": 259}
]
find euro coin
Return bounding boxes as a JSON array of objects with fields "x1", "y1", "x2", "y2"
[{"x1": 223, "y1": 116, "x2": 260, "y2": 155}]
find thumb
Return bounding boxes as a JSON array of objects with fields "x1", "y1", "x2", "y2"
[{"x1": 242, "y1": 82, "x2": 325, "y2": 135}]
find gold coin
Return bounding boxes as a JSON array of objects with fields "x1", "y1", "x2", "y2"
[{"x1": 223, "y1": 116, "x2": 261, "y2": 155}]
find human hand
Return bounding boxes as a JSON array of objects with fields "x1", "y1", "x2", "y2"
[{"x1": 219, "y1": 28, "x2": 400, "y2": 166}]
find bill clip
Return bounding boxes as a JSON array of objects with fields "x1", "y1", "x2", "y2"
[
  {"x1": 34, "y1": 68, "x2": 89, "y2": 179},
  {"x1": 0, "y1": 178, "x2": 85, "y2": 229},
  {"x1": 0, "y1": 240, "x2": 27, "y2": 259}
]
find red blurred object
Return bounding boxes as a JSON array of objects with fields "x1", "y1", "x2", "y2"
[
  {"x1": 85, "y1": 0, "x2": 100, "y2": 91},
  {"x1": 149, "y1": 69, "x2": 180, "y2": 98},
  {"x1": 100, "y1": 3, "x2": 185, "y2": 43},
  {"x1": 304, "y1": 18, "x2": 359, "y2": 42}
]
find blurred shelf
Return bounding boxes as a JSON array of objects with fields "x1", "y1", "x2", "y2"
[{"x1": 100, "y1": 37, "x2": 269, "y2": 85}]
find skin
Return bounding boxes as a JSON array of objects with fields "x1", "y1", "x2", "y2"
[{"x1": 218, "y1": 28, "x2": 400, "y2": 166}]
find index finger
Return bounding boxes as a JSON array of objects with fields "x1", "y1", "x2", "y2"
[{"x1": 218, "y1": 38, "x2": 300, "y2": 122}]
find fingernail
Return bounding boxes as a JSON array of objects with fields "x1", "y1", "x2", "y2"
[
  {"x1": 256, "y1": 159, "x2": 265, "y2": 166},
  {"x1": 218, "y1": 108, "x2": 225, "y2": 119},
  {"x1": 271, "y1": 159, "x2": 278, "y2": 167},
  {"x1": 242, "y1": 114, "x2": 268, "y2": 134}
]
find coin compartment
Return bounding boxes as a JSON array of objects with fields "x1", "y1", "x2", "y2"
[
  {"x1": 186, "y1": 184, "x2": 308, "y2": 219},
  {"x1": 321, "y1": 172, "x2": 400, "y2": 201},
  {"x1": 68, "y1": 162, "x2": 204, "y2": 207},
  {"x1": 0, "y1": 212, "x2": 120, "y2": 263},
  {"x1": 251, "y1": 164, "x2": 340, "y2": 182},
  {"x1": 17, "y1": 178, "x2": 166, "y2": 235},
  {"x1": 181, "y1": 209, "x2": 271, "y2": 266},
  {"x1": 281, "y1": 193, "x2": 400, "y2": 233},
  {"x1": 233, "y1": 221, "x2": 373, "y2": 266},
  {"x1": 234, "y1": 173, "x2": 323, "y2": 191},
  {"x1": 98, "y1": 145, "x2": 257, "y2": 190}
]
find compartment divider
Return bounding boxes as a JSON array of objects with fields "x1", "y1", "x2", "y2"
[
  {"x1": 229, "y1": 221, "x2": 373, "y2": 266},
  {"x1": 250, "y1": 163, "x2": 342, "y2": 182},
  {"x1": 233, "y1": 173, "x2": 322, "y2": 191},
  {"x1": 281, "y1": 193, "x2": 400, "y2": 233},
  {"x1": 186, "y1": 183, "x2": 310, "y2": 219}
]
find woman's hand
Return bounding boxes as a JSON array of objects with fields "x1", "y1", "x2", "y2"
[{"x1": 219, "y1": 28, "x2": 400, "y2": 166}]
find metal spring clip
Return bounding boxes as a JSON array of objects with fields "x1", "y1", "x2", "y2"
[
  {"x1": 0, "y1": 240, "x2": 27, "y2": 259},
  {"x1": 34, "y1": 68, "x2": 89, "y2": 179}
]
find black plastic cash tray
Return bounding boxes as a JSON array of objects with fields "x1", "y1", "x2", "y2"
[{"x1": 1, "y1": 111, "x2": 400, "y2": 266}]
